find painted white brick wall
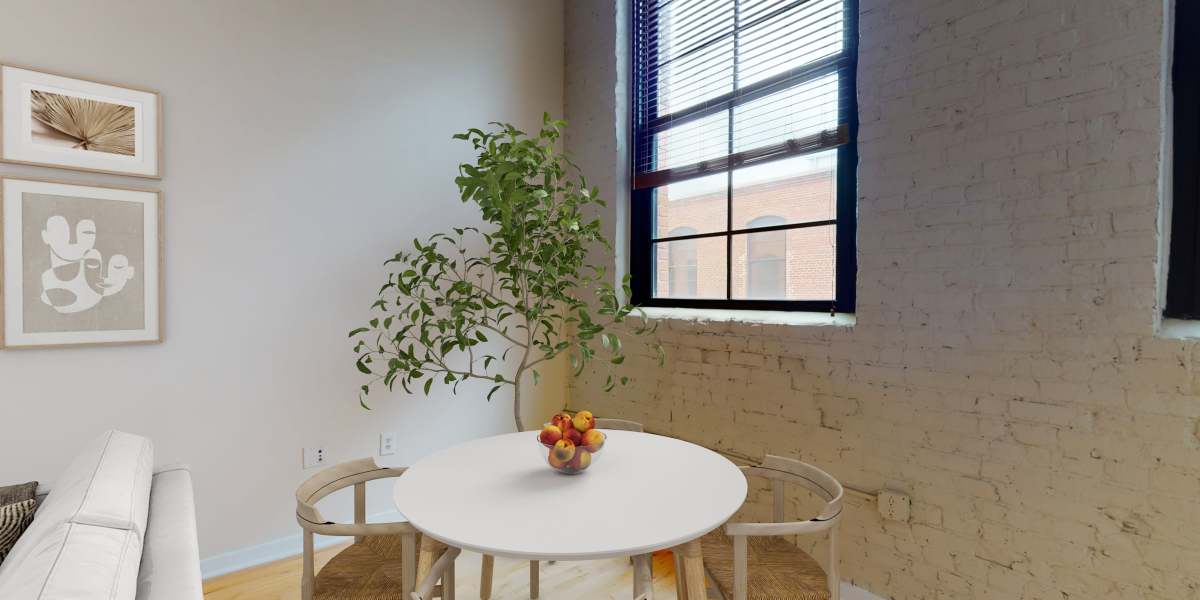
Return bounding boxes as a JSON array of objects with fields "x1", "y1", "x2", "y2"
[{"x1": 566, "y1": 1, "x2": 1193, "y2": 598}]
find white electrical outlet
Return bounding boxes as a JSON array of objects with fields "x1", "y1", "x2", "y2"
[
  {"x1": 380, "y1": 432, "x2": 397, "y2": 456},
  {"x1": 302, "y1": 447, "x2": 327, "y2": 469},
  {"x1": 877, "y1": 489, "x2": 911, "y2": 522}
]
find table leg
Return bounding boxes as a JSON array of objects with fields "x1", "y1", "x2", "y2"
[
  {"x1": 415, "y1": 535, "x2": 446, "y2": 594},
  {"x1": 676, "y1": 539, "x2": 707, "y2": 600},
  {"x1": 633, "y1": 553, "x2": 653, "y2": 599},
  {"x1": 480, "y1": 554, "x2": 494, "y2": 600},
  {"x1": 530, "y1": 560, "x2": 540, "y2": 598},
  {"x1": 672, "y1": 550, "x2": 687, "y2": 599}
]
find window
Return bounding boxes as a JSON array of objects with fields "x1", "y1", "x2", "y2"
[
  {"x1": 1167, "y1": 2, "x2": 1200, "y2": 318},
  {"x1": 666, "y1": 227, "x2": 698, "y2": 297},
  {"x1": 630, "y1": 0, "x2": 859, "y2": 312},
  {"x1": 744, "y1": 216, "x2": 786, "y2": 299}
]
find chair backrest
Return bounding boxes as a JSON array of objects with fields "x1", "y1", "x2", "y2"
[
  {"x1": 295, "y1": 457, "x2": 405, "y2": 525},
  {"x1": 595, "y1": 418, "x2": 644, "y2": 432},
  {"x1": 743, "y1": 454, "x2": 843, "y2": 522}
]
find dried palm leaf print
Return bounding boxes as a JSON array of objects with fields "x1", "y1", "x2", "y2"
[{"x1": 30, "y1": 90, "x2": 135, "y2": 156}]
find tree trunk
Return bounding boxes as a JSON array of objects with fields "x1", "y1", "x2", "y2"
[{"x1": 512, "y1": 380, "x2": 524, "y2": 432}]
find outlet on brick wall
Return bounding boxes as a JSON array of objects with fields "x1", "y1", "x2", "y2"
[{"x1": 877, "y1": 490, "x2": 911, "y2": 522}]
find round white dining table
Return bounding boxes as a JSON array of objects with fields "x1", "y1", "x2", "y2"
[{"x1": 394, "y1": 429, "x2": 747, "y2": 599}]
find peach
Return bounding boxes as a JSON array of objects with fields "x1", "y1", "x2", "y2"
[
  {"x1": 551, "y1": 412, "x2": 574, "y2": 432},
  {"x1": 582, "y1": 429, "x2": 605, "y2": 453},
  {"x1": 564, "y1": 427, "x2": 584, "y2": 446},
  {"x1": 538, "y1": 424, "x2": 563, "y2": 447},
  {"x1": 568, "y1": 448, "x2": 592, "y2": 471},
  {"x1": 572, "y1": 410, "x2": 595, "y2": 432},
  {"x1": 548, "y1": 451, "x2": 570, "y2": 469},
  {"x1": 548, "y1": 439, "x2": 576, "y2": 468}
]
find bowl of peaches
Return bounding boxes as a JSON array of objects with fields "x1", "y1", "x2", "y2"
[{"x1": 537, "y1": 410, "x2": 606, "y2": 475}]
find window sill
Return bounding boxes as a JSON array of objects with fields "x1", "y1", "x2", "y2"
[
  {"x1": 638, "y1": 306, "x2": 856, "y2": 327},
  {"x1": 1159, "y1": 318, "x2": 1200, "y2": 339}
]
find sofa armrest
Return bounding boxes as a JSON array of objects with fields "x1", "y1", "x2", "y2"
[{"x1": 135, "y1": 467, "x2": 203, "y2": 600}]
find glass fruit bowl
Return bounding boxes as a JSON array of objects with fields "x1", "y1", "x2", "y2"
[{"x1": 535, "y1": 429, "x2": 606, "y2": 475}]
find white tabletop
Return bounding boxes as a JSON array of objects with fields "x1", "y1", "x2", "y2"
[{"x1": 393, "y1": 430, "x2": 747, "y2": 561}]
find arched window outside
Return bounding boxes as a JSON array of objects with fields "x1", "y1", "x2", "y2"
[
  {"x1": 667, "y1": 227, "x2": 697, "y2": 298},
  {"x1": 746, "y1": 216, "x2": 786, "y2": 299}
]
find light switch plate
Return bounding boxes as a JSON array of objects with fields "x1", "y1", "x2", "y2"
[{"x1": 380, "y1": 432, "x2": 397, "y2": 456}]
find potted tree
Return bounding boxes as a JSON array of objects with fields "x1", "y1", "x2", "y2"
[{"x1": 351, "y1": 115, "x2": 661, "y2": 432}]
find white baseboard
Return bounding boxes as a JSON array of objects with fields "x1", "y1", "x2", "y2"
[
  {"x1": 842, "y1": 580, "x2": 887, "y2": 600},
  {"x1": 200, "y1": 510, "x2": 404, "y2": 580}
]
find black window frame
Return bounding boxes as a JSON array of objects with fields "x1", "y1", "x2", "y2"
[
  {"x1": 1167, "y1": 1, "x2": 1200, "y2": 319},
  {"x1": 629, "y1": 0, "x2": 860, "y2": 313}
]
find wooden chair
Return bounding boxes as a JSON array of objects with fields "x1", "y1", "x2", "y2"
[
  {"x1": 594, "y1": 417, "x2": 644, "y2": 432},
  {"x1": 296, "y1": 457, "x2": 455, "y2": 600},
  {"x1": 699, "y1": 455, "x2": 843, "y2": 600},
  {"x1": 478, "y1": 417, "x2": 645, "y2": 600}
]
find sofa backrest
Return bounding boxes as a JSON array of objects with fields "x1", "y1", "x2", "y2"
[{"x1": 0, "y1": 430, "x2": 154, "y2": 600}]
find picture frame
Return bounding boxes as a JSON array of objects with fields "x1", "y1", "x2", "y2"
[
  {"x1": 1, "y1": 178, "x2": 162, "y2": 348},
  {"x1": 0, "y1": 64, "x2": 162, "y2": 178}
]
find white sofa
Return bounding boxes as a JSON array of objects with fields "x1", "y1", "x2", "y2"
[{"x1": 0, "y1": 430, "x2": 203, "y2": 600}]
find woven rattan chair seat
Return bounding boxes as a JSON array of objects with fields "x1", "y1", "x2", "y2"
[
  {"x1": 701, "y1": 530, "x2": 830, "y2": 600},
  {"x1": 315, "y1": 535, "x2": 408, "y2": 600}
]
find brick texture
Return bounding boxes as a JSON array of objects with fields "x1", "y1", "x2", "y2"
[{"x1": 566, "y1": 1, "x2": 1191, "y2": 598}]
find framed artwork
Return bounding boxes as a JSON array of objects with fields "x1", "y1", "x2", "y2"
[
  {"x1": 1, "y1": 178, "x2": 162, "y2": 348},
  {"x1": 0, "y1": 65, "x2": 161, "y2": 178}
]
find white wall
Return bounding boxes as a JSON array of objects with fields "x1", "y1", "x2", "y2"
[{"x1": 0, "y1": 0, "x2": 565, "y2": 564}]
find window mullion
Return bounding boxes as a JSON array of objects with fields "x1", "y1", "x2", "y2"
[{"x1": 726, "y1": 0, "x2": 741, "y2": 301}]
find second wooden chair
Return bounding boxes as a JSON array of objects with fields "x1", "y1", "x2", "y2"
[
  {"x1": 699, "y1": 455, "x2": 843, "y2": 600},
  {"x1": 296, "y1": 457, "x2": 456, "y2": 600}
]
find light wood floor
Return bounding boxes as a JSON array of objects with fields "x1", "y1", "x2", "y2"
[{"x1": 203, "y1": 545, "x2": 685, "y2": 600}]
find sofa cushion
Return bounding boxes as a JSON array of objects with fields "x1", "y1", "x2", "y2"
[
  {"x1": 39, "y1": 430, "x2": 155, "y2": 533},
  {"x1": 0, "y1": 431, "x2": 153, "y2": 599},
  {"x1": 0, "y1": 521, "x2": 142, "y2": 600},
  {"x1": 0, "y1": 499, "x2": 36, "y2": 564}
]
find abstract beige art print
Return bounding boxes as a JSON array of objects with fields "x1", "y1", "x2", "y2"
[
  {"x1": 1, "y1": 178, "x2": 161, "y2": 348},
  {"x1": 1, "y1": 65, "x2": 160, "y2": 178}
]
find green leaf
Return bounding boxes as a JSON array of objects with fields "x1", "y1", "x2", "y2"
[
  {"x1": 424, "y1": 378, "x2": 433, "y2": 395},
  {"x1": 348, "y1": 327, "x2": 369, "y2": 337}
]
